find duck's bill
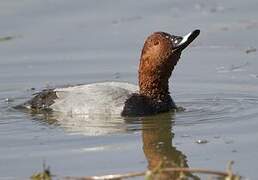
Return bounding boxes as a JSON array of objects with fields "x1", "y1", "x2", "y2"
[{"x1": 173, "y1": 29, "x2": 200, "y2": 51}]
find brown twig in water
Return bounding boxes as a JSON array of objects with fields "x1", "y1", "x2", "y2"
[
  {"x1": 162, "y1": 167, "x2": 231, "y2": 176},
  {"x1": 31, "y1": 160, "x2": 241, "y2": 180},
  {"x1": 60, "y1": 167, "x2": 240, "y2": 180},
  {"x1": 63, "y1": 171, "x2": 146, "y2": 180}
]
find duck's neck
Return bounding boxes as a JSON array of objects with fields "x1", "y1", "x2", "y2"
[
  {"x1": 139, "y1": 73, "x2": 171, "y2": 102},
  {"x1": 138, "y1": 53, "x2": 177, "y2": 103}
]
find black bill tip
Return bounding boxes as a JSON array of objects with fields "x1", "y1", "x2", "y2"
[{"x1": 174, "y1": 29, "x2": 200, "y2": 51}]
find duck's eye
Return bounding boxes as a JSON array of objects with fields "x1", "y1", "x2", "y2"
[{"x1": 154, "y1": 41, "x2": 160, "y2": 46}]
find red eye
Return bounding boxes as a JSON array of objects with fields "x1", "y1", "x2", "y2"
[{"x1": 154, "y1": 41, "x2": 159, "y2": 46}]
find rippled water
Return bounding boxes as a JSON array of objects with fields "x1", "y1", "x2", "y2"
[
  {"x1": 176, "y1": 94, "x2": 258, "y2": 125},
  {"x1": 1, "y1": 0, "x2": 258, "y2": 179}
]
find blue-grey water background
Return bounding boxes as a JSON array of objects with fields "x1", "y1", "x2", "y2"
[{"x1": 0, "y1": 0, "x2": 258, "y2": 179}]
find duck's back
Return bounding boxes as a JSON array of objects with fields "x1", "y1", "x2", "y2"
[{"x1": 23, "y1": 82, "x2": 138, "y2": 115}]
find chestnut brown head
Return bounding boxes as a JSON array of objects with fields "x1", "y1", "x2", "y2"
[{"x1": 138, "y1": 30, "x2": 200, "y2": 100}]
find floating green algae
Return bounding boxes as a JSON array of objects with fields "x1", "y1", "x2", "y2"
[{"x1": 0, "y1": 36, "x2": 14, "y2": 42}]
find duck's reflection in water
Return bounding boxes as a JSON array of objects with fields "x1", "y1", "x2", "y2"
[
  {"x1": 139, "y1": 113, "x2": 199, "y2": 180},
  {"x1": 27, "y1": 111, "x2": 199, "y2": 179},
  {"x1": 28, "y1": 112, "x2": 129, "y2": 135}
]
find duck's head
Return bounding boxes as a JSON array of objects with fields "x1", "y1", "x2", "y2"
[{"x1": 139, "y1": 30, "x2": 200, "y2": 100}]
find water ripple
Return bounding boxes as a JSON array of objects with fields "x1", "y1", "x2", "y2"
[
  {"x1": 175, "y1": 94, "x2": 258, "y2": 126},
  {"x1": 2, "y1": 91, "x2": 258, "y2": 136}
]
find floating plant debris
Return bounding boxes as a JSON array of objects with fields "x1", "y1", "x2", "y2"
[
  {"x1": 196, "y1": 139, "x2": 209, "y2": 144},
  {"x1": 0, "y1": 36, "x2": 14, "y2": 42},
  {"x1": 245, "y1": 47, "x2": 256, "y2": 54}
]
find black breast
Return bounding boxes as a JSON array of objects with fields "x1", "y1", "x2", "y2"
[{"x1": 121, "y1": 93, "x2": 176, "y2": 117}]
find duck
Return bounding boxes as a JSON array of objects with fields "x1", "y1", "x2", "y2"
[{"x1": 19, "y1": 30, "x2": 200, "y2": 117}]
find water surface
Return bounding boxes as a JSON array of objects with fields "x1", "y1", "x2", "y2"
[{"x1": 0, "y1": 0, "x2": 258, "y2": 179}]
